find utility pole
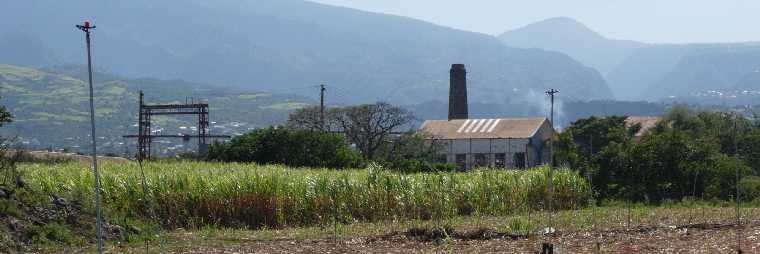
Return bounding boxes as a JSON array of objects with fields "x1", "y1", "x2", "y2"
[
  {"x1": 320, "y1": 84, "x2": 326, "y2": 130},
  {"x1": 543, "y1": 88, "x2": 559, "y2": 254},
  {"x1": 76, "y1": 20, "x2": 103, "y2": 254}
]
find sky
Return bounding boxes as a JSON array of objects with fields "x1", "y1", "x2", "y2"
[{"x1": 309, "y1": 0, "x2": 759, "y2": 43}]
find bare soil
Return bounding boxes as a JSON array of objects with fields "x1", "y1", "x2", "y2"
[
  {"x1": 73, "y1": 223, "x2": 759, "y2": 253},
  {"x1": 34, "y1": 207, "x2": 760, "y2": 253}
]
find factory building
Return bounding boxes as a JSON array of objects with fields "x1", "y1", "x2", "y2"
[{"x1": 419, "y1": 64, "x2": 554, "y2": 170}]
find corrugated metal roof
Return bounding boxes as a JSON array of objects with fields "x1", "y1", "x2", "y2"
[
  {"x1": 419, "y1": 117, "x2": 549, "y2": 139},
  {"x1": 625, "y1": 116, "x2": 661, "y2": 137}
]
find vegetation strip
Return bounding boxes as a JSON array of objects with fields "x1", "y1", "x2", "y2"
[{"x1": 20, "y1": 161, "x2": 590, "y2": 229}]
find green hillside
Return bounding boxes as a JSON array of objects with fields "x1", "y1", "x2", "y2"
[{"x1": 0, "y1": 64, "x2": 312, "y2": 155}]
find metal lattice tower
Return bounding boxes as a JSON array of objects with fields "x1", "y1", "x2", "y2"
[{"x1": 125, "y1": 91, "x2": 229, "y2": 160}]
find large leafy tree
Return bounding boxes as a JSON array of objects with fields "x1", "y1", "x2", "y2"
[{"x1": 555, "y1": 115, "x2": 636, "y2": 183}]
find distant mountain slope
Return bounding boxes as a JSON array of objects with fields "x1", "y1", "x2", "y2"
[
  {"x1": 0, "y1": 64, "x2": 311, "y2": 154},
  {"x1": 643, "y1": 46, "x2": 760, "y2": 98},
  {"x1": 735, "y1": 70, "x2": 760, "y2": 90},
  {"x1": 499, "y1": 17, "x2": 645, "y2": 78},
  {"x1": 604, "y1": 45, "x2": 695, "y2": 100},
  {"x1": 0, "y1": 0, "x2": 612, "y2": 103},
  {"x1": 500, "y1": 17, "x2": 760, "y2": 101}
]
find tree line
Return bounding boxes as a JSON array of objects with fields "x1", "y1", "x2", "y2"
[
  {"x1": 207, "y1": 103, "x2": 452, "y2": 171},
  {"x1": 556, "y1": 106, "x2": 760, "y2": 203}
]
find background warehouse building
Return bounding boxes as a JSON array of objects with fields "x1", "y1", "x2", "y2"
[
  {"x1": 419, "y1": 64, "x2": 555, "y2": 170},
  {"x1": 420, "y1": 117, "x2": 554, "y2": 170}
]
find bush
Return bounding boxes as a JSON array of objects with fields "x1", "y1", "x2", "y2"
[
  {"x1": 207, "y1": 127, "x2": 363, "y2": 169},
  {"x1": 373, "y1": 133, "x2": 451, "y2": 173},
  {"x1": 740, "y1": 175, "x2": 760, "y2": 201}
]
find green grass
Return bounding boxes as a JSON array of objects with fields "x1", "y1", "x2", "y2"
[{"x1": 19, "y1": 161, "x2": 590, "y2": 229}]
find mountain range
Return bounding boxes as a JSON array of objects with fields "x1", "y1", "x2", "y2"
[
  {"x1": 0, "y1": 0, "x2": 612, "y2": 105},
  {"x1": 500, "y1": 17, "x2": 760, "y2": 101}
]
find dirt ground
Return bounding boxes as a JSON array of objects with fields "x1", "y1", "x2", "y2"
[
  {"x1": 99, "y1": 223, "x2": 759, "y2": 253},
  {"x1": 36, "y1": 207, "x2": 760, "y2": 253}
]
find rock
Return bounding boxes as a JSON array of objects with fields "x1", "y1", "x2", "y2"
[
  {"x1": 0, "y1": 189, "x2": 7, "y2": 199},
  {"x1": 0, "y1": 186, "x2": 14, "y2": 197},
  {"x1": 103, "y1": 224, "x2": 126, "y2": 239},
  {"x1": 52, "y1": 197, "x2": 68, "y2": 207},
  {"x1": 7, "y1": 218, "x2": 22, "y2": 233}
]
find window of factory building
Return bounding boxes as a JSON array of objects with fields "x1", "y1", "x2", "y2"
[
  {"x1": 514, "y1": 152, "x2": 526, "y2": 169},
  {"x1": 455, "y1": 154, "x2": 467, "y2": 171},
  {"x1": 495, "y1": 153, "x2": 506, "y2": 168},
  {"x1": 474, "y1": 153, "x2": 488, "y2": 168}
]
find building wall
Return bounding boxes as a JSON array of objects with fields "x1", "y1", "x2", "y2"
[
  {"x1": 532, "y1": 120, "x2": 555, "y2": 166},
  {"x1": 431, "y1": 124, "x2": 554, "y2": 170},
  {"x1": 436, "y1": 138, "x2": 539, "y2": 170}
]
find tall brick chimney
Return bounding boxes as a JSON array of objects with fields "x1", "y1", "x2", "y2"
[{"x1": 448, "y1": 64, "x2": 468, "y2": 120}]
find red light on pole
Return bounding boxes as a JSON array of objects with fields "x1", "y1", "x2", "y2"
[{"x1": 84, "y1": 20, "x2": 91, "y2": 28}]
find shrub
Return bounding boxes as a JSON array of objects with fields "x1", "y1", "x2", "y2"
[
  {"x1": 740, "y1": 175, "x2": 760, "y2": 201},
  {"x1": 207, "y1": 127, "x2": 363, "y2": 169}
]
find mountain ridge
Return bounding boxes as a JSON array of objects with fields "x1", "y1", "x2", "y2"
[
  {"x1": 0, "y1": 0, "x2": 613, "y2": 103},
  {"x1": 499, "y1": 17, "x2": 645, "y2": 78}
]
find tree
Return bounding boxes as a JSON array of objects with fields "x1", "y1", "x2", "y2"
[
  {"x1": 331, "y1": 102, "x2": 415, "y2": 160},
  {"x1": 0, "y1": 98, "x2": 16, "y2": 186},
  {"x1": 286, "y1": 105, "x2": 337, "y2": 132},
  {"x1": 372, "y1": 132, "x2": 452, "y2": 172},
  {"x1": 555, "y1": 115, "x2": 636, "y2": 186},
  {"x1": 740, "y1": 129, "x2": 760, "y2": 174}
]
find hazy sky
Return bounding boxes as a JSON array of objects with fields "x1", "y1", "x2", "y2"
[{"x1": 309, "y1": 0, "x2": 759, "y2": 43}]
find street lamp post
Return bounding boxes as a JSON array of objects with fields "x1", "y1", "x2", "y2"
[{"x1": 76, "y1": 20, "x2": 103, "y2": 254}]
